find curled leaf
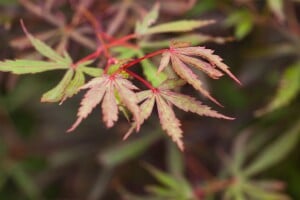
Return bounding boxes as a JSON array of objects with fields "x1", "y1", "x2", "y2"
[{"x1": 41, "y1": 69, "x2": 74, "y2": 103}]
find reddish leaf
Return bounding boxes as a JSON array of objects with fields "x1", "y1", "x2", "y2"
[
  {"x1": 170, "y1": 55, "x2": 222, "y2": 106},
  {"x1": 175, "y1": 46, "x2": 241, "y2": 85},
  {"x1": 68, "y1": 75, "x2": 140, "y2": 131},
  {"x1": 158, "y1": 52, "x2": 171, "y2": 73},
  {"x1": 155, "y1": 94, "x2": 184, "y2": 151},
  {"x1": 160, "y1": 90, "x2": 234, "y2": 120},
  {"x1": 102, "y1": 81, "x2": 119, "y2": 128},
  {"x1": 114, "y1": 78, "x2": 141, "y2": 130}
]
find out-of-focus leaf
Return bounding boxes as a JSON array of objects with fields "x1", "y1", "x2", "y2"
[
  {"x1": 136, "y1": 50, "x2": 167, "y2": 87},
  {"x1": 144, "y1": 164, "x2": 179, "y2": 190},
  {"x1": 11, "y1": 164, "x2": 41, "y2": 200},
  {"x1": 41, "y1": 69, "x2": 74, "y2": 102},
  {"x1": 135, "y1": 3, "x2": 160, "y2": 34},
  {"x1": 243, "y1": 182, "x2": 290, "y2": 200},
  {"x1": 143, "y1": 20, "x2": 214, "y2": 35},
  {"x1": 256, "y1": 62, "x2": 300, "y2": 115},
  {"x1": 244, "y1": 120, "x2": 300, "y2": 177},
  {"x1": 0, "y1": 0, "x2": 18, "y2": 5},
  {"x1": 267, "y1": 0, "x2": 285, "y2": 22},
  {"x1": 0, "y1": 60, "x2": 68, "y2": 74},
  {"x1": 166, "y1": 141, "x2": 184, "y2": 176},
  {"x1": 225, "y1": 10, "x2": 253, "y2": 40},
  {"x1": 0, "y1": 169, "x2": 8, "y2": 190},
  {"x1": 144, "y1": 164, "x2": 194, "y2": 199},
  {"x1": 98, "y1": 131, "x2": 161, "y2": 167}
]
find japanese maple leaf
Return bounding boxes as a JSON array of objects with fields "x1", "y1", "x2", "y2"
[
  {"x1": 68, "y1": 74, "x2": 141, "y2": 132},
  {"x1": 158, "y1": 44, "x2": 241, "y2": 106},
  {"x1": 124, "y1": 88, "x2": 233, "y2": 151}
]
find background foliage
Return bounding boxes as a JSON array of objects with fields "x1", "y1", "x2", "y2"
[{"x1": 0, "y1": 0, "x2": 299, "y2": 199}]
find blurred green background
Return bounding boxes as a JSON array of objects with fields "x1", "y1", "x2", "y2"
[{"x1": 0, "y1": 0, "x2": 300, "y2": 199}]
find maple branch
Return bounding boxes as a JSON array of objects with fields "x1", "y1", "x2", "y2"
[
  {"x1": 124, "y1": 69, "x2": 157, "y2": 91},
  {"x1": 113, "y1": 49, "x2": 169, "y2": 76}
]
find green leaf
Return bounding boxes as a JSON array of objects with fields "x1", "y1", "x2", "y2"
[
  {"x1": 21, "y1": 21, "x2": 69, "y2": 64},
  {"x1": 256, "y1": 62, "x2": 300, "y2": 115},
  {"x1": 0, "y1": 60, "x2": 68, "y2": 74},
  {"x1": 135, "y1": 3, "x2": 160, "y2": 34},
  {"x1": 41, "y1": 69, "x2": 74, "y2": 102},
  {"x1": 244, "y1": 119, "x2": 300, "y2": 177},
  {"x1": 144, "y1": 164, "x2": 194, "y2": 199},
  {"x1": 225, "y1": 10, "x2": 253, "y2": 40},
  {"x1": 81, "y1": 66, "x2": 103, "y2": 77},
  {"x1": 143, "y1": 20, "x2": 214, "y2": 35},
  {"x1": 99, "y1": 130, "x2": 161, "y2": 167},
  {"x1": 144, "y1": 164, "x2": 181, "y2": 190},
  {"x1": 136, "y1": 50, "x2": 167, "y2": 87},
  {"x1": 62, "y1": 70, "x2": 85, "y2": 102},
  {"x1": 11, "y1": 164, "x2": 41, "y2": 200}
]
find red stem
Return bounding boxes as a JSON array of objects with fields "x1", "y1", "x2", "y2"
[
  {"x1": 114, "y1": 48, "x2": 168, "y2": 75},
  {"x1": 73, "y1": 33, "x2": 139, "y2": 68},
  {"x1": 124, "y1": 69, "x2": 156, "y2": 91}
]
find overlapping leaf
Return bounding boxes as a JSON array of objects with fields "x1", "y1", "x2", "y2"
[
  {"x1": 125, "y1": 88, "x2": 233, "y2": 150},
  {"x1": 158, "y1": 44, "x2": 241, "y2": 106},
  {"x1": 68, "y1": 75, "x2": 141, "y2": 132}
]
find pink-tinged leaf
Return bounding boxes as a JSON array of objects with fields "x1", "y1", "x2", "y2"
[
  {"x1": 123, "y1": 94, "x2": 155, "y2": 140},
  {"x1": 80, "y1": 76, "x2": 108, "y2": 89},
  {"x1": 137, "y1": 90, "x2": 153, "y2": 102},
  {"x1": 170, "y1": 55, "x2": 222, "y2": 106},
  {"x1": 67, "y1": 81, "x2": 107, "y2": 132},
  {"x1": 176, "y1": 53, "x2": 223, "y2": 79},
  {"x1": 158, "y1": 52, "x2": 171, "y2": 73},
  {"x1": 176, "y1": 47, "x2": 241, "y2": 85},
  {"x1": 161, "y1": 90, "x2": 234, "y2": 120},
  {"x1": 114, "y1": 78, "x2": 141, "y2": 130},
  {"x1": 155, "y1": 95, "x2": 184, "y2": 151},
  {"x1": 102, "y1": 81, "x2": 118, "y2": 128},
  {"x1": 140, "y1": 94, "x2": 156, "y2": 123}
]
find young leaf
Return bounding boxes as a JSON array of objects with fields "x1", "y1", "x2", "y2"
[
  {"x1": 171, "y1": 55, "x2": 222, "y2": 106},
  {"x1": 160, "y1": 90, "x2": 233, "y2": 120},
  {"x1": 68, "y1": 76, "x2": 108, "y2": 131},
  {"x1": 102, "y1": 82, "x2": 119, "y2": 128},
  {"x1": 176, "y1": 46, "x2": 241, "y2": 84},
  {"x1": 244, "y1": 119, "x2": 300, "y2": 177},
  {"x1": 68, "y1": 75, "x2": 140, "y2": 132},
  {"x1": 126, "y1": 87, "x2": 232, "y2": 150},
  {"x1": 41, "y1": 69, "x2": 74, "y2": 102},
  {"x1": 0, "y1": 60, "x2": 68, "y2": 74},
  {"x1": 143, "y1": 20, "x2": 214, "y2": 35},
  {"x1": 156, "y1": 94, "x2": 184, "y2": 151}
]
